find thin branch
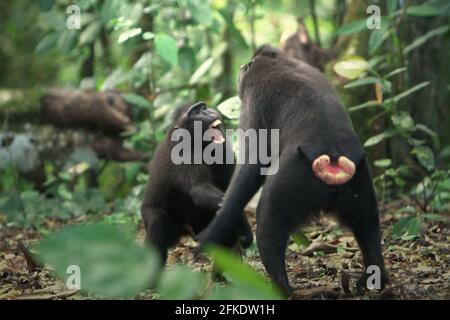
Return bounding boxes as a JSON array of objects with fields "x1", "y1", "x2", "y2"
[{"x1": 308, "y1": 0, "x2": 321, "y2": 47}]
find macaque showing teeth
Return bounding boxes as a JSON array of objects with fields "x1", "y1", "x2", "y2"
[
  {"x1": 205, "y1": 119, "x2": 225, "y2": 144},
  {"x1": 141, "y1": 102, "x2": 252, "y2": 265}
]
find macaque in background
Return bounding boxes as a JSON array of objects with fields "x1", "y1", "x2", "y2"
[{"x1": 280, "y1": 17, "x2": 334, "y2": 71}]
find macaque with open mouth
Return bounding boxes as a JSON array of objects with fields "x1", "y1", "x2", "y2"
[{"x1": 141, "y1": 102, "x2": 252, "y2": 264}]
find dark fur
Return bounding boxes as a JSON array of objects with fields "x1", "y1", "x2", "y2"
[
  {"x1": 141, "y1": 102, "x2": 253, "y2": 264},
  {"x1": 199, "y1": 46, "x2": 388, "y2": 295}
]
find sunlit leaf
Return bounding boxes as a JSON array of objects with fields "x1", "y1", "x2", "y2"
[
  {"x1": 385, "y1": 67, "x2": 407, "y2": 79},
  {"x1": 217, "y1": 96, "x2": 241, "y2": 119},
  {"x1": 344, "y1": 77, "x2": 379, "y2": 89},
  {"x1": 374, "y1": 158, "x2": 392, "y2": 168},
  {"x1": 118, "y1": 28, "x2": 142, "y2": 43},
  {"x1": 189, "y1": 57, "x2": 214, "y2": 84},
  {"x1": 391, "y1": 112, "x2": 414, "y2": 131},
  {"x1": 348, "y1": 100, "x2": 380, "y2": 112},
  {"x1": 334, "y1": 56, "x2": 369, "y2": 80},
  {"x1": 79, "y1": 21, "x2": 101, "y2": 45},
  {"x1": 187, "y1": 0, "x2": 213, "y2": 25},
  {"x1": 364, "y1": 130, "x2": 396, "y2": 147}
]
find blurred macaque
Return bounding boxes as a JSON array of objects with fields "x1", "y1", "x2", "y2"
[{"x1": 280, "y1": 18, "x2": 332, "y2": 71}]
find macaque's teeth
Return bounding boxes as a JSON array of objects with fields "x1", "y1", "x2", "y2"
[
  {"x1": 213, "y1": 134, "x2": 225, "y2": 144},
  {"x1": 209, "y1": 119, "x2": 222, "y2": 129},
  {"x1": 338, "y1": 156, "x2": 356, "y2": 176}
]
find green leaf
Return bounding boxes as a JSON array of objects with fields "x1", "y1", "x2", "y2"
[
  {"x1": 154, "y1": 33, "x2": 178, "y2": 66},
  {"x1": 100, "y1": 0, "x2": 121, "y2": 23},
  {"x1": 79, "y1": 21, "x2": 101, "y2": 45},
  {"x1": 217, "y1": 96, "x2": 241, "y2": 119},
  {"x1": 387, "y1": 0, "x2": 397, "y2": 15},
  {"x1": 407, "y1": 4, "x2": 440, "y2": 17},
  {"x1": 334, "y1": 56, "x2": 369, "y2": 80},
  {"x1": 57, "y1": 30, "x2": 78, "y2": 54},
  {"x1": 440, "y1": 145, "x2": 450, "y2": 159},
  {"x1": 291, "y1": 230, "x2": 310, "y2": 248},
  {"x1": 35, "y1": 33, "x2": 59, "y2": 53},
  {"x1": 36, "y1": 223, "x2": 161, "y2": 298},
  {"x1": 391, "y1": 112, "x2": 414, "y2": 131},
  {"x1": 189, "y1": 57, "x2": 214, "y2": 84},
  {"x1": 348, "y1": 100, "x2": 380, "y2": 112},
  {"x1": 364, "y1": 130, "x2": 397, "y2": 147},
  {"x1": 412, "y1": 146, "x2": 435, "y2": 171},
  {"x1": 374, "y1": 158, "x2": 392, "y2": 168},
  {"x1": 423, "y1": 213, "x2": 448, "y2": 222},
  {"x1": 385, "y1": 67, "x2": 407, "y2": 79},
  {"x1": 101, "y1": 69, "x2": 129, "y2": 90},
  {"x1": 207, "y1": 283, "x2": 279, "y2": 300},
  {"x1": 158, "y1": 266, "x2": 207, "y2": 299},
  {"x1": 122, "y1": 93, "x2": 152, "y2": 109},
  {"x1": 335, "y1": 19, "x2": 367, "y2": 36},
  {"x1": 369, "y1": 29, "x2": 391, "y2": 55},
  {"x1": 37, "y1": 0, "x2": 55, "y2": 11},
  {"x1": 187, "y1": 0, "x2": 213, "y2": 25},
  {"x1": 118, "y1": 28, "x2": 142, "y2": 44},
  {"x1": 206, "y1": 245, "x2": 281, "y2": 299},
  {"x1": 178, "y1": 46, "x2": 196, "y2": 73},
  {"x1": 404, "y1": 25, "x2": 449, "y2": 54},
  {"x1": 392, "y1": 216, "x2": 421, "y2": 239},
  {"x1": 219, "y1": 9, "x2": 248, "y2": 48},
  {"x1": 344, "y1": 77, "x2": 379, "y2": 89},
  {"x1": 415, "y1": 124, "x2": 440, "y2": 149},
  {"x1": 384, "y1": 81, "x2": 430, "y2": 104},
  {"x1": 142, "y1": 32, "x2": 155, "y2": 40}
]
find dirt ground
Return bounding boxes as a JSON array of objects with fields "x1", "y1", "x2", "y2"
[{"x1": 0, "y1": 198, "x2": 449, "y2": 300}]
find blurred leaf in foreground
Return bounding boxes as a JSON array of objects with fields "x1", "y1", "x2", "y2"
[
  {"x1": 205, "y1": 245, "x2": 282, "y2": 300},
  {"x1": 158, "y1": 266, "x2": 207, "y2": 300},
  {"x1": 37, "y1": 223, "x2": 161, "y2": 298}
]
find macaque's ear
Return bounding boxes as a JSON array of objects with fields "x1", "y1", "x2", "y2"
[
  {"x1": 187, "y1": 101, "x2": 207, "y2": 119},
  {"x1": 297, "y1": 18, "x2": 310, "y2": 45}
]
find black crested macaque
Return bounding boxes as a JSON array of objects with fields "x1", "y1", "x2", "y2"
[
  {"x1": 199, "y1": 46, "x2": 389, "y2": 296},
  {"x1": 141, "y1": 102, "x2": 253, "y2": 264}
]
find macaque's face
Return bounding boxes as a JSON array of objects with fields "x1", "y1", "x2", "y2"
[{"x1": 184, "y1": 102, "x2": 225, "y2": 144}]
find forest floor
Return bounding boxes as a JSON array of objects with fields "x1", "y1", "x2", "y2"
[{"x1": 0, "y1": 198, "x2": 449, "y2": 300}]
